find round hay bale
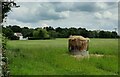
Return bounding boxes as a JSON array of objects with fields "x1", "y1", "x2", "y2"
[{"x1": 68, "y1": 35, "x2": 90, "y2": 56}]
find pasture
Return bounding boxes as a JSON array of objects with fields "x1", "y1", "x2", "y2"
[{"x1": 6, "y1": 38, "x2": 118, "y2": 75}]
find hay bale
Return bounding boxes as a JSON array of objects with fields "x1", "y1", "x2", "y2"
[
  {"x1": 69, "y1": 35, "x2": 90, "y2": 41},
  {"x1": 68, "y1": 35, "x2": 90, "y2": 56}
]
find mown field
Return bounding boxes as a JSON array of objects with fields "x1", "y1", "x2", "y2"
[{"x1": 6, "y1": 38, "x2": 118, "y2": 75}]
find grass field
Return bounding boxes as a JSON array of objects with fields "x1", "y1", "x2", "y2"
[{"x1": 6, "y1": 38, "x2": 118, "y2": 75}]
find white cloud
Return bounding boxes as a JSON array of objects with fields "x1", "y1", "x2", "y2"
[
  {"x1": 41, "y1": 23, "x2": 49, "y2": 28},
  {"x1": 94, "y1": 11, "x2": 113, "y2": 19},
  {"x1": 59, "y1": 11, "x2": 70, "y2": 18},
  {"x1": 8, "y1": 2, "x2": 117, "y2": 23},
  {"x1": 94, "y1": 12, "x2": 103, "y2": 19},
  {"x1": 8, "y1": 3, "x2": 70, "y2": 23},
  {"x1": 5, "y1": 17, "x2": 34, "y2": 28},
  {"x1": 95, "y1": 2, "x2": 108, "y2": 9},
  {"x1": 6, "y1": 2, "x2": 118, "y2": 31},
  {"x1": 103, "y1": 11, "x2": 112, "y2": 19},
  {"x1": 14, "y1": 0, "x2": 119, "y2": 2}
]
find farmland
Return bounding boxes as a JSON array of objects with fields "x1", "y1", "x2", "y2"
[{"x1": 6, "y1": 38, "x2": 118, "y2": 75}]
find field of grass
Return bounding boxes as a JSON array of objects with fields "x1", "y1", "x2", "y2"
[{"x1": 6, "y1": 38, "x2": 118, "y2": 75}]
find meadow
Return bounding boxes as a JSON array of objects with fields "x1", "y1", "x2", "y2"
[{"x1": 6, "y1": 38, "x2": 118, "y2": 75}]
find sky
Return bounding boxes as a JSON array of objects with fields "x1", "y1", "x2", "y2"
[{"x1": 3, "y1": 0, "x2": 119, "y2": 32}]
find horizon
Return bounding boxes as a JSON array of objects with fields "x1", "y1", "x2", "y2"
[{"x1": 3, "y1": 25, "x2": 118, "y2": 33}]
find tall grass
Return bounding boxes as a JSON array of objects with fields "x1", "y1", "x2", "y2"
[{"x1": 6, "y1": 38, "x2": 118, "y2": 75}]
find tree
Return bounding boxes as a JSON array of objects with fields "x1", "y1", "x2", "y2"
[
  {"x1": 88, "y1": 31, "x2": 94, "y2": 38},
  {"x1": 99, "y1": 31, "x2": 106, "y2": 38},
  {"x1": 3, "y1": 28, "x2": 13, "y2": 39},
  {"x1": 79, "y1": 28, "x2": 89, "y2": 37},
  {"x1": 55, "y1": 27, "x2": 62, "y2": 33},
  {"x1": 48, "y1": 30, "x2": 57, "y2": 39},
  {"x1": 1, "y1": 0, "x2": 20, "y2": 22},
  {"x1": 10, "y1": 25, "x2": 22, "y2": 32},
  {"x1": 44, "y1": 26, "x2": 54, "y2": 31},
  {"x1": 1, "y1": 0, "x2": 20, "y2": 38},
  {"x1": 68, "y1": 27, "x2": 77, "y2": 35},
  {"x1": 111, "y1": 31, "x2": 118, "y2": 38},
  {"x1": 33, "y1": 28, "x2": 49, "y2": 39},
  {"x1": 21, "y1": 27, "x2": 33, "y2": 38},
  {"x1": 33, "y1": 30, "x2": 39, "y2": 38}
]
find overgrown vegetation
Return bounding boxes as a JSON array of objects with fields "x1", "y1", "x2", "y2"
[
  {"x1": 6, "y1": 39, "x2": 118, "y2": 75},
  {"x1": 0, "y1": 0, "x2": 19, "y2": 76}
]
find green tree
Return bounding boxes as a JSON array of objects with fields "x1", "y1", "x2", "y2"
[
  {"x1": 1, "y1": 1, "x2": 20, "y2": 22},
  {"x1": 111, "y1": 31, "x2": 118, "y2": 38},
  {"x1": 68, "y1": 27, "x2": 77, "y2": 35},
  {"x1": 99, "y1": 31, "x2": 106, "y2": 38},
  {"x1": 33, "y1": 28, "x2": 49, "y2": 39},
  {"x1": 21, "y1": 27, "x2": 33, "y2": 38},
  {"x1": 44, "y1": 26, "x2": 54, "y2": 31},
  {"x1": 33, "y1": 30, "x2": 39, "y2": 38},
  {"x1": 10, "y1": 25, "x2": 22, "y2": 32},
  {"x1": 48, "y1": 30, "x2": 57, "y2": 39},
  {"x1": 3, "y1": 28, "x2": 14, "y2": 39}
]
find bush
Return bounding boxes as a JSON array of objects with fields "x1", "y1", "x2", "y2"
[{"x1": 10, "y1": 35, "x2": 19, "y2": 40}]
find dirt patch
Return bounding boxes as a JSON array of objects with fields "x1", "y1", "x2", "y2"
[
  {"x1": 90, "y1": 54, "x2": 104, "y2": 57},
  {"x1": 71, "y1": 54, "x2": 89, "y2": 60},
  {"x1": 71, "y1": 54, "x2": 105, "y2": 60}
]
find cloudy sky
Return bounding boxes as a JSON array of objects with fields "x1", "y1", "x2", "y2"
[{"x1": 4, "y1": 1, "x2": 118, "y2": 31}]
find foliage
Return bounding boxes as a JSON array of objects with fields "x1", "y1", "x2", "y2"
[
  {"x1": 1, "y1": 1, "x2": 19, "y2": 76},
  {"x1": 1, "y1": 1, "x2": 20, "y2": 22},
  {"x1": 33, "y1": 28, "x2": 49, "y2": 39},
  {"x1": 2, "y1": 27, "x2": 14, "y2": 39},
  {"x1": 2, "y1": 25, "x2": 120, "y2": 40},
  {"x1": 48, "y1": 30, "x2": 57, "y2": 39},
  {"x1": 2, "y1": 22, "x2": 120, "y2": 40},
  {"x1": 9, "y1": 25, "x2": 22, "y2": 33},
  {"x1": 33, "y1": 30, "x2": 39, "y2": 38},
  {"x1": 21, "y1": 27, "x2": 33, "y2": 38},
  {"x1": 2, "y1": 35, "x2": 7, "y2": 50}
]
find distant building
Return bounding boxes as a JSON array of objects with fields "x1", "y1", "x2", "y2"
[
  {"x1": 14, "y1": 33, "x2": 28, "y2": 40},
  {"x1": 14, "y1": 33, "x2": 22, "y2": 37},
  {"x1": 14, "y1": 33, "x2": 23, "y2": 40}
]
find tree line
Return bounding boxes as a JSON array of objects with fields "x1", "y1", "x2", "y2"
[{"x1": 2, "y1": 25, "x2": 119, "y2": 40}]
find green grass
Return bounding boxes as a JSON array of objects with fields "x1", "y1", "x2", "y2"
[{"x1": 6, "y1": 38, "x2": 118, "y2": 75}]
